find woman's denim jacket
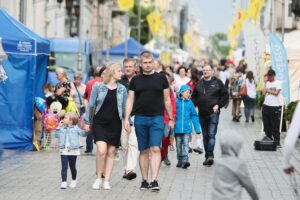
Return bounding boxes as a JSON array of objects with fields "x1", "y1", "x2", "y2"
[
  {"x1": 55, "y1": 125, "x2": 86, "y2": 149},
  {"x1": 84, "y1": 82, "x2": 128, "y2": 125}
]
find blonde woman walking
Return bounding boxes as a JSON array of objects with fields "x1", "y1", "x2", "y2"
[{"x1": 84, "y1": 63, "x2": 127, "y2": 190}]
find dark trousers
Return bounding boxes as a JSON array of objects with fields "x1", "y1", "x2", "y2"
[
  {"x1": 262, "y1": 105, "x2": 281, "y2": 143},
  {"x1": 86, "y1": 133, "x2": 94, "y2": 152},
  {"x1": 199, "y1": 113, "x2": 220, "y2": 158},
  {"x1": 61, "y1": 155, "x2": 77, "y2": 182},
  {"x1": 243, "y1": 96, "x2": 256, "y2": 120}
]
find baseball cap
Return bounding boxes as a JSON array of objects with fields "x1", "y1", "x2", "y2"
[{"x1": 267, "y1": 69, "x2": 276, "y2": 76}]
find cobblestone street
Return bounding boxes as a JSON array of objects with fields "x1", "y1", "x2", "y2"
[{"x1": 0, "y1": 107, "x2": 299, "y2": 200}]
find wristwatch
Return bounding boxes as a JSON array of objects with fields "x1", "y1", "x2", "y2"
[{"x1": 169, "y1": 117, "x2": 174, "y2": 121}]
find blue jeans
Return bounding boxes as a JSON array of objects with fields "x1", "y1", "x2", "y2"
[
  {"x1": 199, "y1": 113, "x2": 220, "y2": 158},
  {"x1": 61, "y1": 155, "x2": 77, "y2": 182},
  {"x1": 134, "y1": 115, "x2": 164, "y2": 151},
  {"x1": 86, "y1": 132, "x2": 94, "y2": 152},
  {"x1": 175, "y1": 134, "x2": 190, "y2": 164}
]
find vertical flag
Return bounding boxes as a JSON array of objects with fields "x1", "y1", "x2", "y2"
[
  {"x1": 243, "y1": 20, "x2": 266, "y2": 90},
  {"x1": 118, "y1": 0, "x2": 134, "y2": 11},
  {"x1": 269, "y1": 33, "x2": 291, "y2": 105},
  {"x1": 147, "y1": 11, "x2": 163, "y2": 36}
]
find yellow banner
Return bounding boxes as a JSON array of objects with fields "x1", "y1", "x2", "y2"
[
  {"x1": 183, "y1": 33, "x2": 190, "y2": 46},
  {"x1": 147, "y1": 11, "x2": 163, "y2": 36},
  {"x1": 118, "y1": 0, "x2": 134, "y2": 11}
]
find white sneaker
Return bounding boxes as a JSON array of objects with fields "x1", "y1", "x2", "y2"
[
  {"x1": 92, "y1": 178, "x2": 102, "y2": 190},
  {"x1": 103, "y1": 181, "x2": 111, "y2": 190},
  {"x1": 69, "y1": 180, "x2": 77, "y2": 188},
  {"x1": 60, "y1": 181, "x2": 67, "y2": 189}
]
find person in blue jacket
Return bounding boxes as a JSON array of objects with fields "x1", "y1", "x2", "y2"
[{"x1": 174, "y1": 85, "x2": 201, "y2": 169}]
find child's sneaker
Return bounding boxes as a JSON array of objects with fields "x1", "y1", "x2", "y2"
[
  {"x1": 92, "y1": 178, "x2": 102, "y2": 190},
  {"x1": 149, "y1": 180, "x2": 160, "y2": 192},
  {"x1": 60, "y1": 181, "x2": 67, "y2": 189},
  {"x1": 103, "y1": 181, "x2": 111, "y2": 190},
  {"x1": 69, "y1": 179, "x2": 77, "y2": 188}
]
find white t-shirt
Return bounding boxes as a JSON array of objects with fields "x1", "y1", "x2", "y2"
[
  {"x1": 219, "y1": 70, "x2": 230, "y2": 85},
  {"x1": 245, "y1": 79, "x2": 256, "y2": 99},
  {"x1": 174, "y1": 76, "x2": 190, "y2": 92},
  {"x1": 263, "y1": 80, "x2": 282, "y2": 107}
]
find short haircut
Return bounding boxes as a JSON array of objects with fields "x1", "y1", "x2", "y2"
[
  {"x1": 123, "y1": 58, "x2": 137, "y2": 67},
  {"x1": 65, "y1": 111, "x2": 79, "y2": 125},
  {"x1": 139, "y1": 51, "x2": 153, "y2": 62},
  {"x1": 177, "y1": 66, "x2": 187, "y2": 74},
  {"x1": 74, "y1": 72, "x2": 83, "y2": 79}
]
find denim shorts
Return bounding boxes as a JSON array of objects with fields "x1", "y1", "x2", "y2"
[{"x1": 134, "y1": 115, "x2": 164, "y2": 151}]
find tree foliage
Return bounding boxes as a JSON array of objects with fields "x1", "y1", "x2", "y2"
[
  {"x1": 209, "y1": 33, "x2": 230, "y2": 59},
  {"x1": 129, "y1": 0, "x2": 154, "y2": 44}
]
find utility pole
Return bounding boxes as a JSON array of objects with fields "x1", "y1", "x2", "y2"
[
  {"x1": 137, "y1": 0, "x2": 141, "y2": 43},
  {"x1": 77, "y1": 0, "x2": 83, "y2": 72},
  {"x1": 281, "y1": 0, "x2": 285, "y2": 41}
]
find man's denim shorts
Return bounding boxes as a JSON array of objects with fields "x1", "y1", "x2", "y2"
[{"x1": 134, "y1": 115, "x2": 164, "y2": 151}]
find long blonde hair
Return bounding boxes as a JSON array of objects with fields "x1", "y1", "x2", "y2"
[{"x1": 103, "y1": 63, "x2": 121, "y2": 84}]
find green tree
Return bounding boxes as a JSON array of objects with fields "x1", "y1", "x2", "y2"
[
  {"x1": 129, "y1": 1, "x2": 154, "y2": 44},
  {"x1": 209, "y1": 33, "x2": 230, "y2": 59}
]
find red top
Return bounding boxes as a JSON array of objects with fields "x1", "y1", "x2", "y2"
[
  {"x1": 84, "y1": 77, "x2": 102, "y2": 101},
  {"x1": 164, "y1": 89, "x2": 176, "y2": 124},
  {"x1": 187, "y1": 81, "x2": 196, "y2": 92}
]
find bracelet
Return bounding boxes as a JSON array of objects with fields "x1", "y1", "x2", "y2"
[{"x1": 169, "y1": 118, "x2": 174, "y2": 121}]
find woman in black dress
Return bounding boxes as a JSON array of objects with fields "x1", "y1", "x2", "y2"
[
  {"x1": 54, "y1": 68, "x2": 71, "y2": 109},
  {"x1": 85, "y1": 63, "x2": 127, "y2": 190}
]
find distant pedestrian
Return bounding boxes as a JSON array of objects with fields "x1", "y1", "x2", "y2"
[
  {"x1": 119, "y1": 58, "x2": 139, "y2": 180},
  {"x1": 124, "y1": 51, "x2": 174, "y2": 192},
  {"x1": 174, "y1": 66, "x2": 190, "y2": 92},
  {"x1": 242, "y1": 71, "x2": 257, "y2": 123},
  {"x1": 174, "y1": 85, "x2": 201, "y2": 169},
  {"x1": 55, "y1": 111, "x2": 87, "y2": 189},
  {"x1": 187, "y1": 67, "x2": 204, "y2": 154},
  {"x1": 55, "y1": 68, "x2": 71, "y2": 109},
  {"x1": 192, "y1": 64, "x2": 229, "y2": 166},
  {"x1": 160, "y1": 71, "x2": 176, "y2": 166},
  {"x1": 230, "y1": 68, "x2": 244, "y2": 122},
  {"x1": 262, "y1": 69, "x2": 282, "y2": 147},
  {"x1": 212, "y1": 131, "x2": 259, "y2": 200},
  {"x1": 84, "y1": 63, "x2": 127, "y2": 190},
  {"x1": 71, "y1": 72, "x2": 86, "y2": 116},
  {"x1": 83, "y1": 66, "x2": 106, "y2": 154}
]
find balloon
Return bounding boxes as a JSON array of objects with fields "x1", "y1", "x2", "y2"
[
  {"x1": 43, "y1": 113, "x2": 60, "y2": 131},
  {"x1": 35, "y1": 97, "x2": 47, "y2": 114}
]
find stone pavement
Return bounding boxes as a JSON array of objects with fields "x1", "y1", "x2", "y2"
[{"x1": 1, "y1": 107, "x2": 300, "y2": 200}]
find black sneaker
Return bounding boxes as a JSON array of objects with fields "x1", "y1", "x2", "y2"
[
  {"x1": 176, "y1": 163, "x2": 183, "y2": 168},
  {"x1": 140, "y1": 180, "x2": 149, "y2": 191},
  {"x1": 149, "y1": 180, "x2": 160, "y2": 192},
  {"x1": 125, "y1": 171, "x2": 137, "y2": 180},
  {"x1": 206, "y1": 156, "x2": 214, "y2": 166},
  {"x1": 203, "y1": 158, "x2": 208, "y2": 166},
  {"x1": 188, "y1": 147, "x2": 193, "y2": 153},
  {"x1": 251, "y1": 116, "x2": 255, "y2": 122},
  {"x1": 193, "y1": 147, "x2": 204, "y2": 154},
  {"x1": 84, "y1": 150, "x2": 92, "y2": 153},
  {"x1": 182, "y1": 162, "x2": 190, "y2": 169}
]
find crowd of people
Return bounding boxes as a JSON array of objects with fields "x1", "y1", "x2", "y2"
[{"x1": 34, "y1": 50, "x2": 299, "y2": 200}]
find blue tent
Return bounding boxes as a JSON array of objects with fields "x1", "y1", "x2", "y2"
[
  {"x1": 104, "y1": 37, "x2": 159, "y2": 58},
  {"x1": 0, "y1": 8, "x2": 50, "y2": 150}
]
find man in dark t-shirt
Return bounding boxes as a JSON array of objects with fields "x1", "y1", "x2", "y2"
[{"x1": 124, "y1": 51, "x2": 174, "y2": 192}]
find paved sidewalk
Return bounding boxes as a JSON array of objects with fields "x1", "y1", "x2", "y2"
[{"x1": 0, "y1": 107, "x2": 299, "y2": 200}]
